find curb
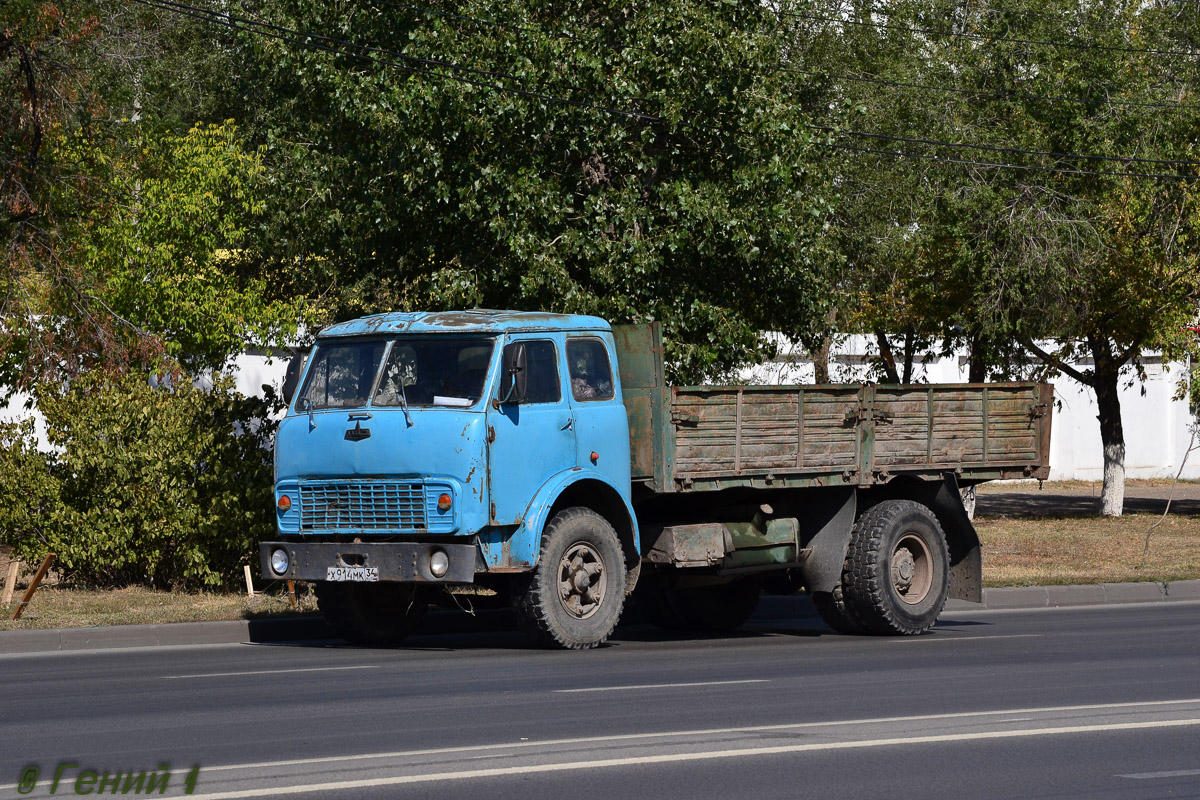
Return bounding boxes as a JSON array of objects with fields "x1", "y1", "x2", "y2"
[{"x1": 3, "y1": 579, "x2": 1198, "y2": 654}]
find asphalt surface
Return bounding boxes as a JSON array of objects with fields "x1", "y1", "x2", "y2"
[
  {"x1": 2, "y1": 601, "x2": 1198, "y2": 800},
  {"x1": 974, "y1": 481, "x2": 1200, "y2": 517}
]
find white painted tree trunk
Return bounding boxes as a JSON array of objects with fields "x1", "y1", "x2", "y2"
[{"x1": 1100, "y1": 439, "x2": 1126, "y2": 517}]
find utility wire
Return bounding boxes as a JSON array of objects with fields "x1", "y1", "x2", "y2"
[
  {"x1": 787, "y1": 67, "x2": 1200, "y2": 112},
  {"x1": 790, "y1": 11, "x2": 1200, "y2": 58},
  {"x1": 847, "y1": 1, "x2": 1169, "y2": 38},
  {"x1": 826, "y1": 142, "x2": 1199, "y2": 180},
  {"x1": 810, "y1": 125, "x2": 1200, "y2": 168}
]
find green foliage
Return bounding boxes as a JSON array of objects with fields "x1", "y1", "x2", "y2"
[
  {"x1": 2, "y1": 2, "x2": 310, "y2": 389},
  {"x1": 82, "y1": 122, "x2": 310, "y2": 372},
  {"x1": 793, "y1": 0, "x2": 1200, "y2": 386},
  {"x1": 233, "y1": 0, "x2": 836, "y2": 381},
  {"x1": 0, "y1": 375, "x2": 278, "y2": 589},
  {"x1": 0, "y1": 420, "x2": 63, "y2": 560}
]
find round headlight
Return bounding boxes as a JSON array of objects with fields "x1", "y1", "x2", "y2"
[
  {"x1": 429, "y1": 549, "x2": 449, "y2": 578},
  {"x1": 270, "y1": 548, "x2": 290, "y2": 575}
]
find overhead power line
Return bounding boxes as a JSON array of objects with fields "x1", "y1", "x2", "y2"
[
  {"x1": 787, "y1": 68, "x2": 1200, "y2": 112},
  {"x1": 827, "y1": 142, "x2": 1199, "y2": 180},
  {"x1": 791, "y1": 11, "x2": 1200, "y2": 58},
  {"x1": 810, "y1": 125, "x2": 1200, "y2": 168},
  {"x1": 846, "y1": 2, "x2": 1165, "y2": 39}
]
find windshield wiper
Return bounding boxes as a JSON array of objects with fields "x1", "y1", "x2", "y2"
[{"x1": 397, "y1": 378, "x2": 414, "y2": 428}]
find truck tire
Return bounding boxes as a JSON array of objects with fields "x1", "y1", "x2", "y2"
[
  {"x1": 840, "y1": 499, "x2": 950, "y2": 635},
  {"x1": 514, "y1": 507, "x2": 626, "y2": 650},
  {"x1": 811, "y1": 584, "x2": 868, "y2": 634},
  {"x1": 666, "y1": 579, "x2": 761, "y2": 632},
  {"x1": 631, "y1": 571, "x2": 686, "y2": 630},
  {"x1": 316, "y1": 582, "x2": 427, "y2": 646}
]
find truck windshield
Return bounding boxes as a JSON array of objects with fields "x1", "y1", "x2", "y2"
[
  {"x1": 299, "y1": 337, "x2": 495, "y2": 411},
  {"x1": 374, "y1": 337, "x2": 494, "y2": 408},
  {"x1": 298, "y1": 340, "x2": 387, "y2": 410}
]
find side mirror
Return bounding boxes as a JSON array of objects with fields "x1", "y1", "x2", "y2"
[
  {"x1": 282, "y1": 353, "x2": 304, "y2": 407},
  {"x1": 499, "y1": 342, "x2": 528, "y2": 404}
]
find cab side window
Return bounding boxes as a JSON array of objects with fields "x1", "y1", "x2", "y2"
[
  {"x1": 567, "y1": 338, "x2": 614, "y2": 401},
  {"x1": 523, "y1": 340, "x2": 561, "y2": 404}
]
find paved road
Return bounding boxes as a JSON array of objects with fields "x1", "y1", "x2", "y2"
[
  {"x1": 975, "y1": 481, "x2": 1200, "y2": 517},
  {"x1": 2, "y1": 603, "x2": 1199, "y2": 800}
]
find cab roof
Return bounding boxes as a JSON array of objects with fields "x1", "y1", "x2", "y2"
[{"x1": 318, "y1": 310, "x2": 612, "y2": 338}]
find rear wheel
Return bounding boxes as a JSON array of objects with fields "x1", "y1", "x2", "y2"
[
  {"x1": 316, "y1": 582, "x2": 428, "y2": 646},
  {"x1": 514, "y1": 507, "x2": 626, "y2": 649},
  {"x1": 668, "y1": 579, "x2": 761, "y2": 632},
  {"x1": 632, "y1": 570, "x2": 686, "y2": 630},
  {"x1": 839, "y1": 499, "x2": 949, "y2": 635},
  {"x1": 812, "y1": 583, "x2": 867, "y2": 634},
  {"x1": 634, "y1": 572, "x2": 761, "y2": 633}
]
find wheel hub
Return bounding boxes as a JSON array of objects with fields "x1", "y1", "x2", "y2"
[
  {"x1": 891, "y1": 533, "x2": 934, "y2": 606},
  {"x1": 892, "y1": 548, "x2": 916, "y2": 590},
  {"x1": 558, "y1": 543, "x2": 607, "y2": 620}
]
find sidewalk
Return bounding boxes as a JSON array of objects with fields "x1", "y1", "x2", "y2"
[{"x1": 3, "y1": 580, "x2": 1198, "y2": 654}]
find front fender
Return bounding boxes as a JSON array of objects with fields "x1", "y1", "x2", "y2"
[{"x1": 476, "y1": 469, "x2": 639, "y2": 570}]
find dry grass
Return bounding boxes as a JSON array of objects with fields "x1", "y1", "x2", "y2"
[
  {"x1": 0, "y1": 585, "x2": 319, "y2": 632},
  {"x1": 977, "y1": 513, "x2": 1200, "y2": 587}
]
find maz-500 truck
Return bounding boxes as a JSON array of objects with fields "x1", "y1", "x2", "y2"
[{"x1": 261, "y1": 311, "x2": 1052, "y2": 649}]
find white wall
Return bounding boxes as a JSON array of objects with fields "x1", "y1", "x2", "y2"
[
  {"x1": 0, "y1": 350, "x2": 294, "y2": 453},
  {"x1": 5, "y1": 342, "x2": 1196, "y2": 481},
  {"x1": 742, "y1": 336, "x2": 1199, "y2": 481}
]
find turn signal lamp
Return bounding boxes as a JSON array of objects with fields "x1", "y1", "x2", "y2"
[
  {"x1": 437, "y1": 493, "x2": 453, "y2": 512},
  {"x1": 277, "y1": 495, "x2": 292, "y2": 512}
]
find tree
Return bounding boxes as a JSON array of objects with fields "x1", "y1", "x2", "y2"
[
  {"x1": 2, "y1": 1, "x2": 304, "y2": 388},
  {"x1": 961, "y1": 0, "x2": 1200, "y2": 515},
  {"x1": 790, "y1": 0, "x2": 1200, "y2": 513},
  {"x1": 224, "y1": 0, "x2": 837, "y2": 381}
]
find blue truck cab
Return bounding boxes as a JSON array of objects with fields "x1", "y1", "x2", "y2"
[{"x1": 262, "y1": 310, "x2": 640, "y2": 649}]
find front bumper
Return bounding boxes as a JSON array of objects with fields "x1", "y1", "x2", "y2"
[{"x1": 260, "y1": 541, "x2": 477, "y2": 584}]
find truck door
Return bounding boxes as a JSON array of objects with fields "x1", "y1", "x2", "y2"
[
  {"x1": 565, "y1": 335, "x2": 631, "y2": 487},
  {"x1": 486, "y1": 334, "x2": 576, "y2": 525}
]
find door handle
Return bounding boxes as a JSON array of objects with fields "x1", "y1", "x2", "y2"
[{"x1": 560, "y1": 418, "x2": 574, "y2": 431}]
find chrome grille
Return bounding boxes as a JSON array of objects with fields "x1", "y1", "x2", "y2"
[{"x1": 299, "y1": 482, "x2": 427, "y2": 532}]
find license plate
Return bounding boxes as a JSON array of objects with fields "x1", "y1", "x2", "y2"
[{"x1": 326, "y1": 566, "x2": 379, "y2": 582}]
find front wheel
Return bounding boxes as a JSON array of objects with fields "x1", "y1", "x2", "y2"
[
  {"x1": 636, "y1": 575, "x2": 761, "y2": 632},
  {"x1": 840, "y1": 499, "x2": 950, "y2": 635},
  {"x1": 316, "y1": 582, "x2": 428, "y2": 646},
  {"x1": 514, "y1": 507, "x2": 627, "y2": 650}
]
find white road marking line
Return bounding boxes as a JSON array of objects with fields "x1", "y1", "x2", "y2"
[
  {"x1": 2, "y1": 699, "x2": 1197, "y2": 794},
  {"x1": 190, "y1": 697, "x2": 1200, "y2": 775},
  {"x1": 181, "y1": 718, "x2": 1200, "y2": 799},
  {"x1": 163, "y1": 666, "x2": 378, "y2": 679},
  {"x1": 1118, "y1": 769, "x2": 1200, "y2": 779},
  {"x1": 890, "y1": 634, "x2": 1043, "y2": 643},
  {"x1": 553, "y1": 679, "x2": 769, "y2": 693}
]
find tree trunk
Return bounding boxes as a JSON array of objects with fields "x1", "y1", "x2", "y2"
[
  {"x1": 874, "y1": 330, "x2": 900, "y2": 384},
  {"x1": 813, "y1": 339, "x2": 831, "y2": 384},
  {"x1": 1090, "y1": 336, "x2": 1126, "y2": 517},
  {"x1": 812, "y1": 308, "x2": 836, "y2": 384},
  {"x1": 968, "y1": 332, "x2": 987, "y2": 383},
  {"x1": 901, "y1": 325, "x2": 916, "y2": 384}
]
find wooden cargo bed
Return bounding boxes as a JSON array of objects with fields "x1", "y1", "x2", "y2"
[{"x1": 615, "y1": 325, "x2": 1052, "y2": 494}]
